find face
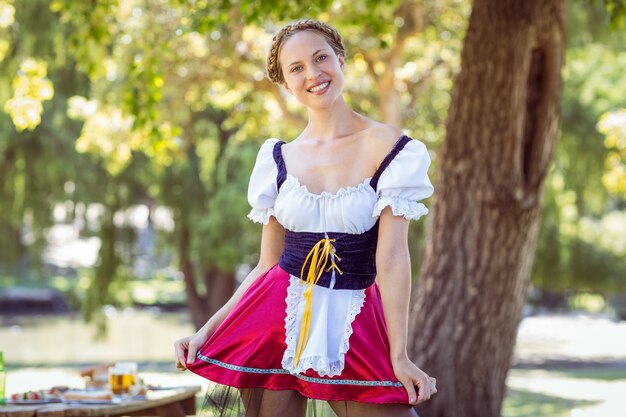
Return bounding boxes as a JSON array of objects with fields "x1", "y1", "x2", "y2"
[{"x1": 278, "y1": 30, "x2": 345, "y2": 109}]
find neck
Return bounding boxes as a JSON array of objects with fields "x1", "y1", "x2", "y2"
[{"x1": 303, "y1": 96, "x2": 361, "y2": 142}]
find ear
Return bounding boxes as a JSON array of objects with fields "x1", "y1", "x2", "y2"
[
  {"x1": 338, "y1": 54, "x2": 345, "y2": 70},
  {"x1": 283, "y1": 81, "x2": 293, "y2": 95}
]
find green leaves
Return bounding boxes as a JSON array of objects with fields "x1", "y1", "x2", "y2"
[
  {"x1": 588, "y1": 0, "x2": 626, "y2": 28},
  {"x1": 0, "y1": 1, "x2": 15, "y2": 61},
  {"x1": 532, "y1": 1, "x2": 626, "y2": 294},
  {"x1": 4, "y1": 59, "x2": 54, "y2": 131},
  {"x1": 598, "y1": 109, "x2": 626, "y2": 197},
  {"x1": 50, "y1": 0, "x2": 118, "y2": 77},
  {"x1": 1, "y1": 0, "x2": 624, "y2": 322}
]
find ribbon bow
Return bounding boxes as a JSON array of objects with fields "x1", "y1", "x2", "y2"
[{"x1": 293, "y1": 237, "x2": 343, "y2": 367}]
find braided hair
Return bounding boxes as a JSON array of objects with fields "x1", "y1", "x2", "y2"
[{"x1": 266, "y1": 19, "x2": 345, "y2": 84}]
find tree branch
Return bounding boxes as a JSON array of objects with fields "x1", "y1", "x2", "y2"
[
  {"x1": 405, "y1": 57, "x2": 447, "y2": 111},
  {"x1": 253, "y1": 78, "x2": 307, "y2": 127}
]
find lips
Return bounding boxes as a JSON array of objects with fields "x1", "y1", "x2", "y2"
[{"x1": 307, "y1": 81, "x2": 330, "y2": 93}]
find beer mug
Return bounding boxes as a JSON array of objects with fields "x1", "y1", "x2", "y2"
[
  {"x1": 116, "y1": 362, "x2": 138, "y2": 387},
  {"x1": 109, "y1": 364, "x2": 136, "y2": 399}
]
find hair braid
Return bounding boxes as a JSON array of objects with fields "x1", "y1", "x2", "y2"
[{"x1": 266, "y1": 19, "x2": 345, "y2": 84}]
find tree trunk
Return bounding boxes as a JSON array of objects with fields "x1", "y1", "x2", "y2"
[
  {"x1": 380, "y1": 68, "x2": 401, "y2": 127},
  {"x1": 407, "y1": 1, "x2": 565, "y2": 417},
  {"x1": 204, "y1": 267, "x2": 237, "y2": 319},
  {"x1": 179, "y1": 222, "x2": 210, "y2": 330},
  {"x1": 180, "y1": 230, "x2": 235, "y2": 329}
]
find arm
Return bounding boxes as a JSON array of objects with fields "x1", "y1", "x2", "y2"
[
  {"x1": 376, "y1": 207, "x2": 435, "y2": 404},
  {"x1": 175, "y1": 216, "x2": 285, "y2": 368}
]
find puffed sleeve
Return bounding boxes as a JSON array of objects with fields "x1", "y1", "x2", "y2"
[
  {"x1": 247, "y1": 138, "x2": 280, "y2": 224},
  {"x1": 372, "y1": 139, "x2": 434, "y2": 221}
]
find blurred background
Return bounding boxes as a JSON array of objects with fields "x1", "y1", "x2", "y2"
[{"x1": 0, "y1": 0, "x2": 625, "y2": 416}]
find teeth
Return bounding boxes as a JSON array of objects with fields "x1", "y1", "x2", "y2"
[{"x1": 309, "y1": 82, "x2": 329, "y2": 92}]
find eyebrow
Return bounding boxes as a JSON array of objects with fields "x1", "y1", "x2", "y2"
[{"x1": 288, "y1": 49, "x2": 326, "y2": 67}]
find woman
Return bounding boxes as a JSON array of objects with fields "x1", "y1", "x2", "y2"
[{"x1": 174, "y1": 18, "x2": 437, "y2": 417}]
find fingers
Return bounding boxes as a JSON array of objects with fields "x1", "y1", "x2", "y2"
[
  {"x1": 175, "y1": 333, "x2": 205, "y2": 371},
  {"x1": 400, "y1": 378, "x2": 419, "y2": 405},
  {"x1": 416, "y1": 376, "x2": 438, "y2": 404},
  {"x1": 416, "y1": 377, "x2": 431, "y2": 404},
  {"x1": 186, "y1": 341, "x2": 199, "y2": 365},
  {"x1": 430, "y1": 376, "x2": 438, "y2": 395},
  {"x1": 393, "y1": 359, "x2": 437, "y2": 405},
  {"x1": 174, "y1": 339, "x2": 188, "y2": 370}
]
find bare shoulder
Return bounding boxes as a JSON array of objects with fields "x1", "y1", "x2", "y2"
[{"x1": 362, "y1": 123, "x2": 405, "y2": 168}]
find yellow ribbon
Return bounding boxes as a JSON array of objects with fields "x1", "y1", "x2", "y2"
[{"x1": 293, "y1": 237, "x2": 343, "y2": 367}]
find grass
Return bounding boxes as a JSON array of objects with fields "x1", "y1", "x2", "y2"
[
  {"x1": 552, "y1": 367, "x2": 626, "y2": 381},
  {"x1": 502, "y1": 366, "x2": 626, "y2": 417},
  {"x1": 502, "y1": 388, "x2": 599, "y2": 417}
]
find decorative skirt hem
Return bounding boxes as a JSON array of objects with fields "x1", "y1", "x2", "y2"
[{"x1": 190, "y1": 358, "x2": 407, "y2": 405}]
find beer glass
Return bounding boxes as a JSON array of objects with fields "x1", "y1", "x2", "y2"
[{"x1": 109, "y1": 365, "x2": 133, "y2": 399}]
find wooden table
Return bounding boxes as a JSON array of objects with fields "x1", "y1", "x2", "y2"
[{"x1": 0, "y1": 386, "x2": 201, "y2": 417}]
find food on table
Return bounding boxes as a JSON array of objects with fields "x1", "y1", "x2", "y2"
[
  {"x1": 11, "y1": 390, "x2": 44, "y2": 401},
  {"x1": 80, "y1": 363, "x2": 114, "y2": 388},
  {"x1": 63, "y1": 389, "x2": 113, "y2": 401},
  {"x1": 10, "y1": 387, "x2": 68, "y2": 401}
]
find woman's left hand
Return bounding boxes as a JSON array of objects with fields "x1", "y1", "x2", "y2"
[{"x1": 392, "y1": 355, "x2": 437, "y2": 406}]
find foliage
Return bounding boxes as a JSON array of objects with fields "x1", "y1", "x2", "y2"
[
  {"x1": 0, "y1": 0, "x2": 624, "y2": 324},
  {"x1": 0, "y1": 0, "x2": 98, "y2": 277},
  {"x1": 4, "y1": 59, "x2": 54, "y2": 131},
  {"x1": 588, "y1": 0, "x2": 626, "y2": 28},
  {"x1": 531, "y1": 0, "x2": 626, "y2": 295},
  {"x1": 2, "y1": 0, "x2": 458, "y2": 326},
  {"x1": 597, "y1": 108, "x2": 626, "y2": 197}
]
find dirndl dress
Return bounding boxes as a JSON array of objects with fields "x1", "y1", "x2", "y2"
[{"x1": 187, "y1": 135, "x2": 434, "y2": 415}]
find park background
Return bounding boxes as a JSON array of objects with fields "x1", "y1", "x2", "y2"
[{"x1": 0, "y1": 0, "x2": 625, "y2": 416}]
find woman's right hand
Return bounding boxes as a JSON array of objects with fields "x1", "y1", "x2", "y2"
[{"x1": 174, "y1": 331, "x2": 210, "y2": 370}]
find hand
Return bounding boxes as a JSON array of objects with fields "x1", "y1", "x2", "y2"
[
  {"x1": 392, "y1": 355, "x2": 437, "y2": 405},
  {"x1": 174, "y1": 331, "x2": 210, "y2": 371}
]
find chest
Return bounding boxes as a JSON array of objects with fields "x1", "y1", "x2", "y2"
[{"x1": 281, "y1": 140, "x2": 376, "y2": 195}]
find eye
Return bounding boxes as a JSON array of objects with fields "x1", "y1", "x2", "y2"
[
  {"x1": 290, "y1": 65, "x2": 303, "y2": 72},
  {"x1": 316, "y1": 54, "x2": 328, "y2": 62}
]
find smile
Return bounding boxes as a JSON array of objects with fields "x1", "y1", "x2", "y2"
[{"x1": 308, "y1": 81, "x2": 330, "y2": 93}]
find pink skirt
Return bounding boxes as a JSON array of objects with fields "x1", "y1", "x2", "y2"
[{"x1": 188, "y1": 264, "x2": 409, "y2": 405}]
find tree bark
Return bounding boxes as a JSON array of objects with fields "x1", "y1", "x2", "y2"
[
  {"x1": 374, "y1": 1, "x2": 426, "y2": 127},
  {"x1": 407, "y1": 1, "x2": 565, "y2": 417},
  {"x1": 204, "y1": 267, "x2": 236, "y2": 319},
  {"x1": 179, "y1": 222, "x2": 209, "y2": 330}
]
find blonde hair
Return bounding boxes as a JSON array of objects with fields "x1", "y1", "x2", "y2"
[{"x1": 266, "y1": 19, "x2": 345, "y2": 84}]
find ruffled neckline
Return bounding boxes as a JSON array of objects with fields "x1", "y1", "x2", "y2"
[
  {"x1": 284, "y1": 174, "x2": 374, "y2": 200},
  {"x1": 275, "y1": 135, "x2": 412, "y2": 200}
]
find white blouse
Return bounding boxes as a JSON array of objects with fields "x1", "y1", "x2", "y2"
[{"x1": 246, "y1": 137, "x2": 434, "y2": 377}]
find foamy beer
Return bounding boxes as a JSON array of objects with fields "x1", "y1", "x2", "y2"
[
  {"x1": 116, "y1": 362, "x2": 138, "y2": 386},
  {"x1": 109, "y1": 367, "x2": 131, "y2": 395},
  {"x1": 109, "y1": 364, "x2": 136, "y2": 397}
]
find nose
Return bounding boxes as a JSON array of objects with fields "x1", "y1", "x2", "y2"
[{"x1": 305, "y1": 65, "x2": 321, "y2": 80}]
